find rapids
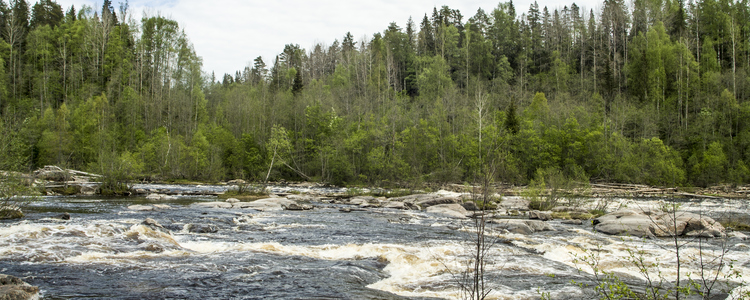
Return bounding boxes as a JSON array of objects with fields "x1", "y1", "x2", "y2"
[{"x1": 1, "y1": 186, "x2": 748, "y2": 299}]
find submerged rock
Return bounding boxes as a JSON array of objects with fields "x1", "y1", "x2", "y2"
[
  {"x1": 187, "y1": 224, "x2": 219, "y2": 233},
  {"x1": 593, "y1": 209, "x2": 725, "y2": 238},
  {"x1": 0, "y1": 274, "x2": 39, "y2": 300}
]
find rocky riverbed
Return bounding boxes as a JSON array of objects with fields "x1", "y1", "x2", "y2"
[{"x1": 1, "y1": 183, "x2": 749, "y2": 299}]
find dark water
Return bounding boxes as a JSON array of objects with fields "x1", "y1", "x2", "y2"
[{"x1": 1, "y1": 190, "x2": 748, "y2": 299}]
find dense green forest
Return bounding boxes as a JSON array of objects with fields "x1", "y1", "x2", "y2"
[{"x1": 0, "y1": 0, "x2": 749, "y2": 188}]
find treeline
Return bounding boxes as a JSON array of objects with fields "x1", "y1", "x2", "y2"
[{"x1": 1, "y1": 0, "x2": 749, "y2": 187}]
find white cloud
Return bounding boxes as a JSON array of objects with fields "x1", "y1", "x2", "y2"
[{"x1": 55, "y1": 0, "x2": 602, "y2": 77}]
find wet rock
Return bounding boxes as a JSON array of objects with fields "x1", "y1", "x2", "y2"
[
  {"x1": 194, "y1": 202, "x2": 233, "y2": 209},
  {"x1": 187, "y1": 224, "x2": 219, "y2": 233},
  {"x1": 0, "y1": 274, "x2": 40, "y2": 300},
  {"x1": 339, "y1": 207, "x2": 366, "y2": 213},
  {"x1": 146, "y1": 193, "x2": 176, "y2": 201},
  {"x1": 284, "y1": 203, "x2": 313, "y2": 211},
  {"x1": 348, "y1": 196, "x2": 376, "y2": 206},
  {"x1": 143, "y1": 244, "x2": 165, "y2": 253},
  {"x1": 562, "y1": 219, "x2": 584, "y2": 225},
  {"x1": 462, "y1": 201, "x2": 480, "y2": 211},
  {"x1": 58, "y1": 212, "x2": 71, "y2": 220},
  {"x1": 729, "y1": 231, "x2": 748, "y2": 240},
  {"x1": 232, "y1": 198, "x2": 296, "y2": 211},
  {"x1": 226, "y1": 198, "x2": 240, "y2": 203},
  {"x1": 153, "y1": 204, "x2": 171, "y2": 210},
  {"x1": 141, "y1": 218, "x2": 169, "y2": 233},
  {"x1": 425, "y1": 203, "x2": 469, "y2": 219},
  {"x1": 593, "y1": 209, "x2": 725, "y2": 238},
  {"x1": 415, "y1": 197, "x2": 459, "y2": 209},
  {"x1": 383, "y1": 201, "x2": 407, "y2": 210},
  {"x1": 529, "y1": 210, "x2": 553, "y2": 221},
  {"x1": 490, "y1": 219, "x2": 555, "y2": 234},
  {"x1": 129, "y1": 205, "x2": 156, "y2": 211}
]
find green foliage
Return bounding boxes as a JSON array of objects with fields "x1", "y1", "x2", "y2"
[
  {"x1": 0, "y1": 0, "x2": 746, "y2": 189},
  {"x1": 0, "y1": 174, "x2": 36, "y2": 219}
]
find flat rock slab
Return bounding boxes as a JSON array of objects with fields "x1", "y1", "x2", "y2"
[
  {"x1": 425, "y1": 203, "x2": 470, "y2": 219},
  {"x1": 489, "y1": 219, "x2": 556, "y2": 234},
  {"x1": 593, "y1": 209, "x2": 725, "y2": 238}
]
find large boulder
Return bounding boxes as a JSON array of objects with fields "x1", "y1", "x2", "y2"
[
  {"x1": 529, "y1": 210, "x2": 553, "y2": 221},
  {"x1": 489, "y1": 219, "x2": 556, "y2": 234},
  {"x1": 416, "y1": 197, "x2": 459, "y2": 209},
  {"x1": 383, "y1": 201, "x2": 407, "y2": 210},
  {"x1": 425, "y1": 203, "x2": 470, "y2": 219},
  {"x1": 233, "y1": 198, "x2": 296, "y2": 211},
  {"x1": 146, "y1": 193, "x2": 176, "y2": 201},
  {"x1": 284, "y1": 203, "x2": 313, "y2": 211},
  {"x1": 0, "y1": 274, "x2": 39, "y2": 300},
  {"x1": 187, "y1": 224, "x2": 219, "y2": 233},
  {"x1": 593, "y1": 209, "x2": 725, "y2": 238}
]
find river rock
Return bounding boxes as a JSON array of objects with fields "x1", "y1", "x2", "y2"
[
  {"x1": 226, "y1": 198, "x2": 240, "y2": 203},
  {"x1": 142, "y1": 218, "x2": 164, "y2": 229},
  {"x1": 529, "y1": 210, "x2": 553, "y2": 221},
  {"x1": 729, "y1": 231, "x2": 748, "y2": 240},
  {"x1": 58, "y1": 212, "x2": 71, "y2": 220},
  {"x1": 284, "y1": 203, "x2": 313, "y2": 211},
  {"x1": 232, "y1": 198, "x2": 296, "y2": 211},
  {"x1": 129, "y1": 205, "x2": 156, "y2": 211},
  {"x1": 462, "y1": 201, "x2": 480, "y2": 211},
  {"x1": 187, "y1": 224, "x2": 219, "y2": 233},
  {"x1": 562, "y1": 219, "x2": 584, "y2": 225},
  {"x1": 425, "y1": 203, "x2": 469, "y2": 219},
  {"x1": 348, "y1": 196, "x2": 376, "y2": 206},
  {"x1": 490, "y1": 219, "x2": 555, "y2": 234},
  {"x1": 146, "y1": 193, "x2": 176, "y2": 201},
  {"x1": 416, "y1": 197, "x2": 459, "y2": 209},
  {"x1": 593, "y1": 209, "x2": 725, "y2": 238},
  {"x1": 0, "y1": 274, "x2": 40, "y2": 300},
  {"x1": 383, "y1": 201, "x2": 407, "y2": 210},
  {"x1": 227, "y1": 179, "x2": 246, "y2": 185},
  {"x1": 193, "y1": 202, "x2": 233, "y2": 209}
]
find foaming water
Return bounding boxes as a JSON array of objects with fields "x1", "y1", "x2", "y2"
[{"x1": 1, "y1": 190, "x2": 748, "y2": 299}]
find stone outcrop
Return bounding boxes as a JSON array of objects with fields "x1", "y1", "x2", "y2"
[
  {"x1": 593, "y1": 209, "x2": 726, "y2": 238},
  {"x1": 0, "y1": 274, "x2": 39, "y2": 300}
]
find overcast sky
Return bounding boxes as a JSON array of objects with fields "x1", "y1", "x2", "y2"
[{"x1": 54, "y1": 0, "x2": 602, "y2": 78}]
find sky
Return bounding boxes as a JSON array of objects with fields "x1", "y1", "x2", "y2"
[{"x1": 54, "y1": 0, "x2": 602, "y2": 78}]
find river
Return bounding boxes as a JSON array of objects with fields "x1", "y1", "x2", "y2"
[{"x1": 1, "y1": 184, "x2": 749, "y2": 299}]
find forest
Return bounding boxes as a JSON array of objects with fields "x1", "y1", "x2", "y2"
[{"x1": 0, "y1": 0, "x2": 749, "y2": 188}]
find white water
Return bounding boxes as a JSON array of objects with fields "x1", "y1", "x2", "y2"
[{"x1": 1, "y1": 196, "x2": 749, "y2": 299}]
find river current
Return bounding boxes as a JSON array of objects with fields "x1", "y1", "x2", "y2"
[{"x1": 1, "y1": 185, "x2": 749, "y2": 299}]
